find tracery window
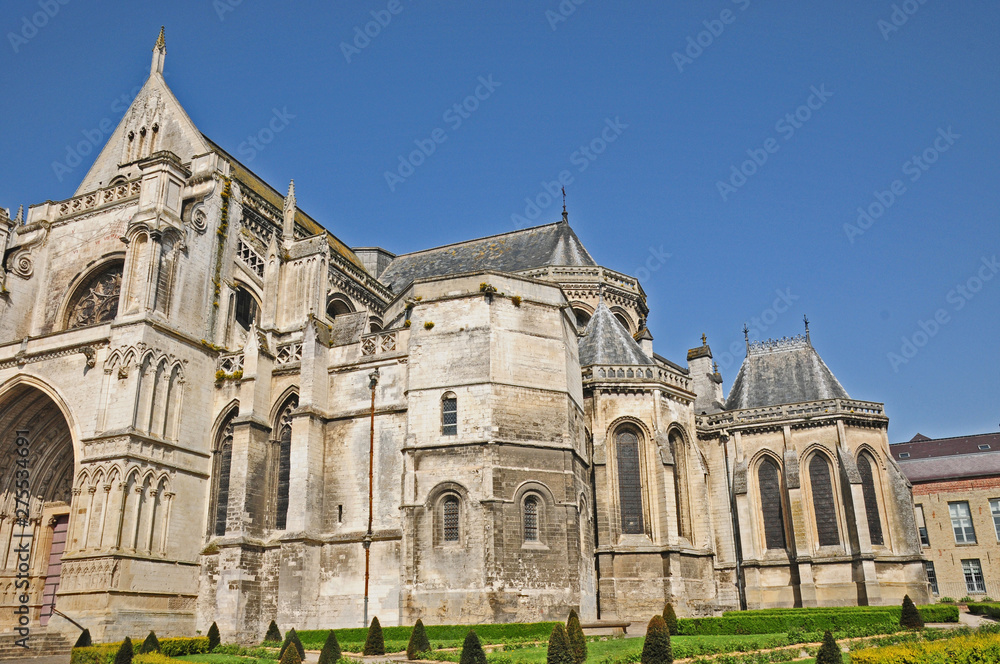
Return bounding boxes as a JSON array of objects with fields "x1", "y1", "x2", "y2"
[
  {"x1": 443, "y1": 495, "x2": 459, "y2": 542},
  {"x1": 524, "y1": 495, "x2": 539, "y2": 542},
  {"x1": 616, "y1": 429, "x2": 644, "y2": 535},
  {"x1": 213, "y1": 414, "x2": 235, "y2": 537},
  {"x1": 274, "y1": 396, "x2": 298, "y2": 530},
  {"x1": 809, "y1": 454, "x2": 840, "y2": 546},
  {"x1": 758, "y1": 457, "x2": 786, "y2": 550},
  {"x1": 66, "y1": 262, "x2": 123, "y2": 329},
  {"x1": 856, "y1": 453, "x2": 884, "y2": 546}
]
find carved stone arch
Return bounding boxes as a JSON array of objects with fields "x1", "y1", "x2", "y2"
[
  {"x1": 606, "y1": 416, "x2": 652, "y2": 443},
  {"x1": 0, "y1": 374, "x2": 84, "y2": 466},
  {"x1": 61, "y1": 257, "x2": 125, "y2": 330},
  {"x1": 75, "y1": 468, "x2": 91, "y2": 489},
  {"x1": 855, "y1": 444, "x2": 885, "y2": 469},
  {"x1": 326, "y1": 292, "x2": 355, "y2": 319},
  {"x1": 211, "y1": 401, "x2": 240, "y2": 447},
  {"x1": 424, "y1": 480, "x2": 470, "y2": 507},
  {"x1": 269, "y1": 387, "x2": 300, "y2": 427},
  {"x1": 608, "y1": 305, "x2": 633, "y2": 333},
  {"x1": 512, "y1": 480, "x2": 557, "y2": 508},
  {"x1": 103, "y1": 349, "x2": 123, "y2": 373}
]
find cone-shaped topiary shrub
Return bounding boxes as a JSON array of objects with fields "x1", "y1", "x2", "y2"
[
  {"x1": 460, "y1": 630, "x2": 487, "y2": 664},
  {"x1": 900, "y1": 594, "x2": 924, "y2": 629},
  {"x1": 566, "y1": 609, "x2": 587, "y2": 664},
  {"x1": 279, "y1": 641, "x2": 303, "y2": 664},
  {"x1": 208, "y1": 622, "x2": 221, "y2": 651},
  {"x1": 408, "y1": 619, "x2": 432, "y2": 659},
  {"x1": 113, "y1": 637, "x2": 134, "y2": 664},
  {"x1": 318, "y1": 630, "x2": 342, "y2": 664},
  {"x1": 74, "y1": 629, "x2": 92, "y2": 648},
  {"x1": 279, "y1": 628, "x2": 306, "y2": 660},
  {"x1": 364, "y1": 616, "x2": 386, "y2": 656},
  {"x1": 815, "y1": 630, "x2": 842, "y2": 664},
  {"x1": 662, "y1": 603, "x2": 678, "y2": 636},
  {"x1": 641, "y1": 615, "x2": 672, "y2": 664},
  {"x1": 265, "y1": 620, "x2": 283, "y2": 643},
  {"x1": 547, "y1": 623, "x2": 574, "y2": 664},
  {"x1": 138, "y1": 631, "x2": 160, "y2": 654}
]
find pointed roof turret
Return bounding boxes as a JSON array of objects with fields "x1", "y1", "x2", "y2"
[
  {"x1": 725, "y1": 331, "x2": 848, "y2": 410},
  {"x1": 151, "y1": 26, "x2": 166, "y2": 76},
  {"x1": 378, "y1": 220, "x2": 596, "y2": 292},
  {"x1": 578, "y1": 302, "x2": 654, "y2": 367}
]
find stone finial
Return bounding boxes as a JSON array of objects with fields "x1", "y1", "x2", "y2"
[
  {"x1": 561, "y1": 186, "x2": 568, "y2": 223},
  {"x1": 282, "y1": 179, "x2": 296, "y2": 239},
  {"x1": 701, "y1": 333, "x2": 707, "y2": 346},
  {"x1": 803, "y1": 314, "x2": 811, "y2": 344},
  {"x1": 151, "y1": 26, "x2": 166, "y2": 76},
  {"x1": 15, "y1": 205, "x2": 23, "y2": 223}
]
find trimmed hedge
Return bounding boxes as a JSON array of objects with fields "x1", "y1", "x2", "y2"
[
  {"x1": 298, "y1": 622, "x2": 560, "y2": 652},
  {"x1": 967, "y1": 602, "x2": 1000, "y2": 619},
  {"x1": 72, "y1": 638, "x2": 210, "y2": 664},
  {"x1": 691, "y1": 605, "x2": 957, "y2": 635},
  {"x1": 850, "y1": 631, "x2": 1000, "y2": 664}
]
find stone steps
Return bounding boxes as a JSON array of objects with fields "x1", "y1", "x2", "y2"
[{"x1": 0, "y1": 631, "x2": 73, "y2": 660}]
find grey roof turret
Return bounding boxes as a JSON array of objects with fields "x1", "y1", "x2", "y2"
[
  {"x1": 378, "y1": 220, "x2": 595, "y2": 292},
  {"x1": 578, "y1": 302, "x2": 654, "y2": 367},
  {"x1": 725, "y1": 335, "x2": 848, "y2": 410}
]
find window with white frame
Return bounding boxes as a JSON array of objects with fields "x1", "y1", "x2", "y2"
[
  {"x1": 950, "y1": 502, "x2": 977, "y2": 544},
  {"x1": 962, "y1": 559, "x2": 986, "y2": 594},
  {"x1": 990, "y1": 499, "x2": 1000, "y2": 541}
]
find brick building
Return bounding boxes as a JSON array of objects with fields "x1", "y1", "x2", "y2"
[{"x1": 892, "y1": 432, "x2": 1000, "y2": 600}]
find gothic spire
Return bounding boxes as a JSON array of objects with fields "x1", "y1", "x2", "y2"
[
  {"x1": 561, "y1": 186, "x2": 568, "y2": 223},
  {"x1": 282, "y1": 179, "x2": 296, "y2": 239},
  {"x1": 14, "y1": 205, "x2": 23, "y2": 224},
  {"x1": 151, "y1": 26, "x2": 166, "y2": 76}
]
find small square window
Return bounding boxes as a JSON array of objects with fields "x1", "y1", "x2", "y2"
[
  {"x1": 898, "y1": 452, "x2": 910, "y2": 459},
  {"x1": 979, "y1": 444, "x2": 991, "y2": 450}
]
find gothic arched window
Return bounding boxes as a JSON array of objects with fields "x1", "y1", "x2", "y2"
[
  {"x1": 758, "y1": 457, "x2": 786, "y2": 550},
  {"x1": 441, "y1": 393, "x2": 457, "y2": 436},
  {"x1": 524, "y1": 495, "x2": 539, "y2": 542},
  {"x1": 234, "y1": 285, "x2": 258, "y2": 330},
  {"x1": 669, "y1": 431, "x2": 687, "y2": 539},
  {"x1": 809, "y1": 454, "x2": 840, "y2": 546},
  {"x1": 442, "y1": 495, "x2": 460, "y2": 542},
  {"x1": 66, "y1": 261, "x2": 124, "y2": 329},
  {"x1": 616, "y1": 428, "x2": 644, "y2": 535},
  {"x1": 274, "y1": 395, "x2": 298, "y2": 530},
  {"x1": 213, "y1": 413, "x2": 236, "y2": 537},
  {"x1": 857, "y1": 453, "x2": 884, "y2": 546}
]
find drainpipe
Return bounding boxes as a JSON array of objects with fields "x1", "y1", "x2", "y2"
[
  {"x1": 722, "y1": 430, "x2": 747, "y2": 610},
  {"x1": 363, "y1": 367, "x2": 379, "y2": 628}
]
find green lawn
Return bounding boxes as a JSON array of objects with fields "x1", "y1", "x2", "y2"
[
  {"x1": 422, "y1": 633, "x2": 793, "y2": 664},
  {"x1": 174, "y1": 655, "x2": 274, "y2": 664}
]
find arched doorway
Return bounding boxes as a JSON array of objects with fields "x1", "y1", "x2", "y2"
[{"x1": 0, "y1": 383, "x2": 76, "y2": 628}]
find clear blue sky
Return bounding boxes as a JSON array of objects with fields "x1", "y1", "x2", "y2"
[{"x1": 1, "y1": 1, "x2": 997, "y2": 442}]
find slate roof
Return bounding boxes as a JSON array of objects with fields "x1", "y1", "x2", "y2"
[
  {"x1": 378, "y1": 221, "x2": 596, "y2": 292},
  {"x1": 890, "y1": 432, "x2": 1000, "y2": 464},
  {"x1": 725, "y1": 335, "x2": 849, "y2": 410},
  {"x1": 889, "y1": 441, "x2": 1000, "y2": 484},
  {"x1": 578, "y1": 302, "x2": 654, "y2": 367},
  {"x1": 893, "y1": 439, "x2": 1000, "y2": 482}
]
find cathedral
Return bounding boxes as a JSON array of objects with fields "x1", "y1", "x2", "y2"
[{"x1": 0, "y1": 33, "x2": 929, "y2": 642}]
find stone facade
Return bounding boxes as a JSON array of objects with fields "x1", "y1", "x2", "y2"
[
  {"x1": 0, "y1": 34, "x2": 929, "y2": 642},
  {"x1": 892, "y1": 432, "x2": 1000, "y2": 600}
]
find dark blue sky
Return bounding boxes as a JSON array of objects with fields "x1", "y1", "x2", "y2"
[{"x1": 2, "y1": 1, "x2": 997, "y2": 441}]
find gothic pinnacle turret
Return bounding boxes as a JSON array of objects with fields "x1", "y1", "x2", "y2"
[
  {"x1": 282, "y1": 179, "x2": 296, "y2": 240},
  {"x1": 151, "y1": 26, "x2": 166, "y2": 76}
]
